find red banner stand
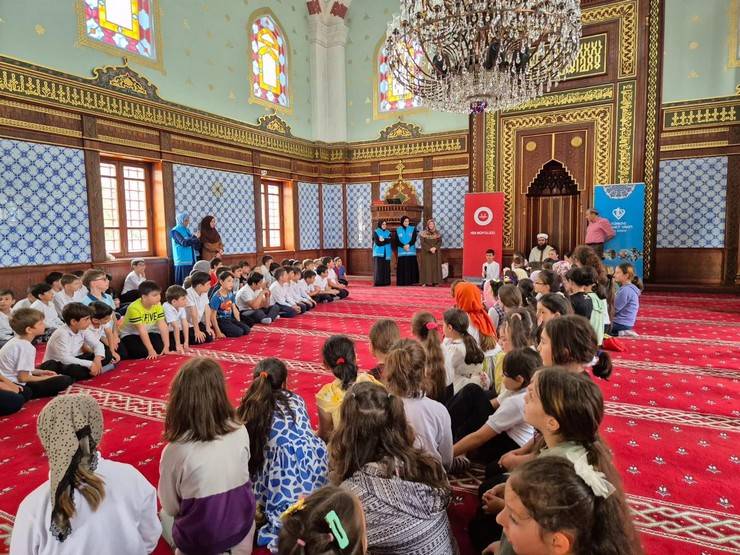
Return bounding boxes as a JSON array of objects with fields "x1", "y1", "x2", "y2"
[{"x1": 462, "y1": 192, "x2": 505, "y2": 282}]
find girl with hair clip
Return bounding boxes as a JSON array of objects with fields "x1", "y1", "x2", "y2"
[
  {"x1": 540, "y1": 315, "x2": 612, "y2": 380},
  {"x1": 453, "y1": 281, "x2": 498, "y2": 350},
  {"x1": 564, "y1": 266, "x2": 596, "y2": 320},
  {"x1": 495, "y1": 454, "x2": 641, "y2": 555},
  {"x1": 330, "y1": 382, "x2": 457, "y2": 554},
  {"x1": 483, "y1": 279, "x2": 506, "y2": 330},
  {"x1": 441, "y1": 308, "x2": 487, "y2": 396},
  {"x1": 411, "y1": 312, "x2": 448, "y2": 403},
  {"x1": 385, "y1": 338, "x2": 453, "y2": 469},
  {"x1": 159, "y1": 358, "x2": 256, "y2": 555},
  {"x1": 238, "y1": 358, "x2": 329, "y2": 551},
  {"x1": 610, "y1": 262, "x2": 643, "y2": 337},
  {"x1": 491, "y1": 309, "x2": 535, "y2": 395},
  {"x1": 10, "y1": 394, "x2": 161, "y2": 554},
  {"x1": 536, "y1": 292, "x2": 573, "y2": 328},
  {"x1": 367, "y1": 319, "x2": 401, "y2": 381},
  {"x1": 278, "y1": 486, "x2": 367, "y2": 555},
  {"x1": 316, "y1": 335, "x2": 379, "y2": 441}
]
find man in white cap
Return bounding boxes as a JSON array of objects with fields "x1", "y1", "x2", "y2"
[{"x1": 528, "y1": 233, "x2": 556, "y2": 266}]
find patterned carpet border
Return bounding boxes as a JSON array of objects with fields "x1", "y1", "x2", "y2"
[
  {"x1": 67, "y1": 385, "x2": 166, "y2": 422},
  {"x1": 604, "y1": 402, "x2": 739, "y2": 432},
  {"x1": 617, "y1": 360, "x2": 740, "y2": 379}
]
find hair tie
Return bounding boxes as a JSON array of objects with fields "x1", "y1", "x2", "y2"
[
  {"x1": 336, "y1": 357, "x2": 346, "y2": 365},
  {"x1": 296, "y1": 539, "x2": 306, "y2": 547},
  {"x1": 259, "y1": 371, "x2": 269, "y2": 379},
  {"x1": 567, "y1": 451, "x2": 616, "y2": 499},
  {"x1": 280, "y1": 497, "x2": 306, "y2": 520},
  {"x1": 425, "y1": 321, "x2": 438, "y2": 330}
]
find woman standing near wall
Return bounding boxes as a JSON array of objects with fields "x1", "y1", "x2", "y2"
[
  {"x1": 199, "y1": 215, "x2": 224, "y2": 261},
  {"x1": 170, "y1": 212, "x2": 200, "y2": 285},
  {"x1": 395, "y1": 215, "x2": 419, "y2": 286},
  {"x1": 419, "y1": 219, "x2": 443, "y2": 287},
  {"x1": 373, "y1": 220, "x2": 392, "y2": 286}
]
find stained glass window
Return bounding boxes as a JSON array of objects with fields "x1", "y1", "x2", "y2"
[
  {"x1": 80, "y1": 0, "x2": 160, "y2": 68},
  {"x1": 250, "y1": 13, "x2": 290, "y2": 111},
  {"x1": 376, "y1": 41, "x2": 424, "y2": 115}
]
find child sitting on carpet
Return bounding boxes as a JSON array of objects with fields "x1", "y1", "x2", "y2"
[
  {"x1": 52, "y1": 274, "x2": 83, "y2": 317},
  {"x1": 491, "y1": 309, "x2": 535, "y2": 395},
  {"x1": 367, "y1": 318, "x2": 401, "y2": 380},
  {"x1": 119, "y1": 280, "x2": 170, "y2": 360},
  {"x1": 322, "y1": 257, "x2": 349, "y2": 299},
  {"x1": 44, "y1": 271, "x2": 64, "y2": 293},
  {"x1": 564, "y1": 266, "x2": 595, "y2": 321},
  {"x1": 210, "y1": 271, "x2": 251, "y2": 338},
  {"x1": 330, "y1": 381, "x2": 456, "y2": 555},
  {"x1": 237, "y1": 358, "x2": 328, "y2": 551},
  {"x1": 159, "y1": 358, "x2": 256, "y2": 555},
  {"x1": 288, "y1": 266, "x2": 314, "y2": 313},
  {"x1": 496, "y1": 457, "x2": 641, "y2": 555},
  {"x1": 535, "y1": 292, "x2": 573, "y2": 328},
  {"x1": 484, "y1": 279, "x2": 506, "y2": 330},
  {"x1": 410, "y1": 312, "x2": 447, "y2": 403},
  {"x1": 385, "y1": 339, "x2": 453, "y2": 469},
  {"x1": 120, "y1": 258, "x2": 147, "y2": 304},
  {"x1": 278, "y1": 486, "x2": 367, "y2": 555},
  {"x1": 539, "y1": 315, "x2": 612, "y2": 379},
  {"x1": 441, "y1": 308, "x2": 487, "y2": 397},
  {"x1": 209, "y1": 257, "x2": 223, "y2": 287},
  {"x1": 610, "y1": 262, "x2": 642, "y2": 337},
  {"x1": 454, "y1": 281, "x2": 498, "y2": 351},
  {"x1": 236, "y1": 271, "x2": 280, "y2": 325},
  {"x1": 30, "y1": 283, "x2": 63, "y2": 340},
  {"x1": 10, "y1": 286, "x2": 35, "y2": 314},
  {"x1": 316, "y1": 335, "x2": 379, "y2": 441},
  {"x1": 40, "y1": 303, "x2": 110, "y2": 381},
  {"x1": 10, "y1": 395, "x2": 161, "y2": 554},
  {"x1": 313, "y1": 265, "x2": 340, "y2": 302},
  {"x1": 270, "y1": 267, "x2": 302, "y2": 318},
  {"x1": 0, "y1": 289, "x2": 15, "y2": 350},
  {"x1": 89, "y1": 301, "x2": 124, "y2": 363},
  {"x1": 334, "y1": 257, "x2": 348, "y2": 285},
  {"x1": 163, "y1": 285, "x2": 191, "y2": 354},
  {"x1": 185, "y1": 271, "x2": 216, "y2": 344}
]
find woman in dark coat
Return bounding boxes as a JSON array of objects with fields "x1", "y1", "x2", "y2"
[
  {"x1": 395, "y1": 215, "x2": 419, "y2": 286},
  {"x1": 373, "y1": 220, "x2": 392, "y2": 286}
]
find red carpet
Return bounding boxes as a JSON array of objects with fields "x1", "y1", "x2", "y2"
[{"x1": 0, "y1": 282, "x2": 738, "y2": 554}]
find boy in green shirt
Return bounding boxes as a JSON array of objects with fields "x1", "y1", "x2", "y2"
[{"x1": 119, "y1": 280, "x2": 171, "y2": 360}]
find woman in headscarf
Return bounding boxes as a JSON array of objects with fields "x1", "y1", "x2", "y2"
[
  {"x1": 372, "y1": 220, "x2": 392, "y2": 287},
  {"x1": 454, "y1": 281, "x2": 498, "y2": 351},
  {"x1": 199, "y1": 215, "x2": 224, "y2": 261},
  {"x1": 171, "y1": 212, "x2": 200, "y2": 285},
  {"x1": 10, "y1": 394, "x2": 161, "y2": 554},
  {"x1": 395, "y1": 215, "x2": 419, "y2": 286},
  {"x1": 419, "y1": 219, "x2": 443, "y2": 287}
]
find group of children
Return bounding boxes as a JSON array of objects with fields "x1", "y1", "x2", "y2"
[
  {"x1": 0, "y1": 255, "x2": 351, "y2": 417},
  {"x1": 6, "y1": 243, "x2": 644, "y2": 555}
]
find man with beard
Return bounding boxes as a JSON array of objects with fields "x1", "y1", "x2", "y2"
[{"x1": 528, "y1": 233, "x2": 556, "y2": 268}]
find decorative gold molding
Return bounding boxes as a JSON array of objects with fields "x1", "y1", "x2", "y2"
[
  {"x1": 661, "y1": 127, "x2": 729, "y2": 138},
  {"x1": 0, "y1": 98, "x2": 82, "y2": 120},
  {"x1": 659, "y1": 140, "x2": 729, "y2": 152},
  {"x1": 484, "y1": 112, "x2": 498, "y2": 192},
  {"x1": 581, "y1": 0, "x2": 638, "y2": 78},
  {"x1": 75, "y1": 0, "x2": 164, "y2": 73},
  {"x1": 246, "y1": 8, "x2": 293, "y2": 115},
  {"x1": 0, "y1": 116, "x2": 82, "y2": 138},
  {"x1": 664, "y1": 103, "x2": 739, "y2": 129},
  {"x1": 563, "y1": 33, "x2": 608, "y2": 80},
  {"x1": 348, "y1": 136, "x2": 464, "y2": 162},
  {"x1": 643, "y1": 0, "x2": 661, "y2": 280},
  {"x1": 98, "y1": 118, "x2": 160, "y2": 136},
  {"x1": 378, "y1": 121, "x2": 423, "y2": 141},
  {"x1": 615, "y1": 81, "x2": 636, "y2": 183},
  {"x1": 500, "y1": 105, "x2": 613, "y2": 248},
  {"x1": 257, "y1": 113, "x2": 293, "y2": 137},
  {"x1": 506, "y1": 85, "x2": 614, "y2": 113},
  {"x1": 95, "y1": 133, "x2": 160, "y2": 151}
]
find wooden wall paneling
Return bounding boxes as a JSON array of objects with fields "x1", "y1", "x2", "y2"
[
  {"x1": 0, "y1": 263, "x2": 91, "y2": 300},
  {"x1": 725, "y1": 154, "x2": 740, "y2": 285},
  {"x1": 0, "y1": 98, "x2": 83, "y2": 149},
  {"x1": 82, "y1": 115, "x2": 106, "y2": 263},
  {"x1": 653, "y1": 249, "x2": 725, "y2": 285}
]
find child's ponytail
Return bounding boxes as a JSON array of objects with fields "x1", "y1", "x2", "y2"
[
  {"x1": 322, "y1": 335, "x2": 358, "y2": 390},
  {"x1": 443, "y1": 308, "x2": 485, "y2": 365},
  {"x1": 592, "y1": 350, "x2": 613, "y2": 380},
  {"x1": 411, "y1": 312, "x2": 446, "y2": 401}
]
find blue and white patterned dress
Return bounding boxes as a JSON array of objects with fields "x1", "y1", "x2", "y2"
[{"x1": 253, "y1": 391, "x2": 329, "y2": 551}]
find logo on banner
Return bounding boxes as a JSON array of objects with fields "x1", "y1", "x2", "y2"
[
  {"x1": 473, "y1": 207, "x2": 494, "y2": 226},
  {"x1": 612, "y1": 207, "x2": 626, "y2": 221}
]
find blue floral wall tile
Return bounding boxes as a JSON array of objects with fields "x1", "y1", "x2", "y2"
[
  {"x1": 346, "y1": 183, "x2": 372, "y2": 248},
  {"x1": 0, "y1": 139, "x2": 91, "y2": 267},
  {"x1": 173, "y1": 164, "x2": 256, "y2": 254},
  {"x1": 322, "y1": 184, "x2": 344, "y2": 248},
  {"x1": 298, "y1": 182, "x2": 320, "y2": 250},
  {"x1": 432, "y1": 176, "x2": 468, "y2": 248}
]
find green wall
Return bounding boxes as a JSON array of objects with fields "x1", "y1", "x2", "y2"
[
  {"x1": 0, "y1": 0, "x2": 315, "y2": 138},
  {"x1": 344, "y1": 0, "x2": 468, "y2": 142},
  {"x1": 662, "y1": 0, "x2": 739, "y2": 103}
]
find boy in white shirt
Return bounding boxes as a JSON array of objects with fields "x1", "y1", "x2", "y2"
[
  {"x1": 120, "y1": 258, "x2": 147, "y2": 303},
  {"x1": 296, "y1": 270, "x2": 319, "y2": 309},
  {"x1": 29, "y1": 283, "x2": 63, "y2": 340},
  {"x1": 314, "y1": 265, "x2": 340, "y2": 302},
  {"x1": 44, "y1": 271, "x2": 64, "y2": 293},
  {"x1": 163, "y1": 285, "x2": 191, "y2": 354},
  {"x1": 0, "y1": 289, "x2": 15, "y2": 349},
  {"x1": 11, "y1": 287, "x2": 35, "y2": 314},
  {"x1": 53, "y1": 274, "x2": 83, "y2": 317},
  {"x1": 185, "y1": 271, "x2": 216, "y2": 345},
  {"x1": 0, "y1": 308, "x2": 72, "y2": 399},
  {"x1": 269, "y1": 268, "x2": 300, "y2": 317},
  {"x1": 321, "y1": 256, "x2": 349, "y2": 299},
  {"x1": 41, "y1": 302, "x2": 110, "y2": 381},
  {"x1": 288, "y1": 267, "x2": 313, "y2": 312},
  {"x1": 89, "y1": 300, "x2": 122, "y2": 364},
  {"x1": 482, "y1": 249, "x2": 501, "y2": 285},
  {"x1": 236, "y1": 271, "x2": 280, "y2": 325}
]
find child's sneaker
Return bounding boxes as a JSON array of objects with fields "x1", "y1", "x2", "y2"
[
  {"x1": 449, "y1": 455, "x2": 471, "y2": 474},
  {"x1": 260, "y1": 318, "x2": 272, "y2": 325}
]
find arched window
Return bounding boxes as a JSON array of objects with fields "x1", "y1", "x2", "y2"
[
  {"x1": 78, "y1": 0, "x2": 161, "y2": 70},
  {"x1": 374, "y1": 39, "x2": 423, "y2": 117},
  {"x1": 249, "y1": 11, "x2": 290, "y2": 111}
]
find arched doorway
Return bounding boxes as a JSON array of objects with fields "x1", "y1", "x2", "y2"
[{"x1": 526, "y1": 160, "x2": 579, "y2": 256}]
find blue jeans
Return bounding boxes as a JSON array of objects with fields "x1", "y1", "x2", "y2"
[{"x1": 608, "y1": 322, "x2": 632, "y2": 334}]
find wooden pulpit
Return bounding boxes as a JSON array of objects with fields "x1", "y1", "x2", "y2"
[{"x1": 370, "y1": 162, "x2": 423, "y2": 230}]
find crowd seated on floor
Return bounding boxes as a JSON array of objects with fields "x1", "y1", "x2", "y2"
[{"x1": 3, "y1": 244, "x2": 645, "y2": 555}]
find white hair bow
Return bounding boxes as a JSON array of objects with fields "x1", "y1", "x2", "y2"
[{"x1": 566, "y1": 451, "x2": 616, "y2": 499}]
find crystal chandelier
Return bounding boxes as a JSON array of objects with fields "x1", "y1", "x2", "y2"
[{"x1": 384, "y1": 0, "x2": 582, "y2": 114}]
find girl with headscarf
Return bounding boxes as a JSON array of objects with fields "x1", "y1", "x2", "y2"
[
  {"x1": 171, "y1": 212, "x2": 200, "y2": 285},
  {"x1": 395, "y1": 215, "x2": 419, "y2": 286},
  {"x1": 199, "y1": 215, "x2": 224, "y2": 261},
  {"x1": 372, "y1": 220, "x2": 392, "y2": 286},
  {"x1": 10, "y1": 394, "x2": 161, "y2": 554},
  {"x1": 454, "y1": 281, "x2": 498, "y2": 351},
  {"x1": 419, "y1": 219, "x2": 443, "y2": 286}
]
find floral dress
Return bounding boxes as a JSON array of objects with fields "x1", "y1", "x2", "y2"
[{"x1": 253, "y1": 391, "x2": 329, "y2": 551}]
